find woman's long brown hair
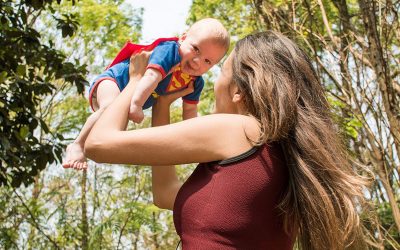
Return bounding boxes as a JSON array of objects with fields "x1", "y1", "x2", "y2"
[{"x1": 232, "y1": 31, "x2": 367, "y2": 249}]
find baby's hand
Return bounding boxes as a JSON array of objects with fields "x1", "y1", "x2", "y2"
[{"x1": 129, "y1": 102, "x2": 144, "y2": 123}]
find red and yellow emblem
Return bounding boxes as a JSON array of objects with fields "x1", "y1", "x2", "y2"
[{"x1": 166, "y1": 66, "x2": 195, "y2": 92}]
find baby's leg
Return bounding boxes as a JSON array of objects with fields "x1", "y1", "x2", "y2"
[{"x1": 63, "y1": 80, "x2": 120, "y2": 170}]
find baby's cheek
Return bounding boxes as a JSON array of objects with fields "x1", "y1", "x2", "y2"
[{"x1": 200, "y1": 68, "x2": 209, "y2": 75}]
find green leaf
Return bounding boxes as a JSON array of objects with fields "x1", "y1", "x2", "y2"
[
  {"x1": 19, "y1": 126, "x2": 29, "y2": 138},
  {"x1": 1, "y1": 137, "x2": 10, "y2": 151},
  {"x1": 0, "y1": 71, "x2": 7, "y2": 83},
  {"x1": 16, "y1": 65, "x2": 26, "y2": 76}
]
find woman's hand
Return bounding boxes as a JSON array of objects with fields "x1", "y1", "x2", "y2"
[
  {"x1": 129, "y1": 50, "x2": 151, "y2": 83},
  {"x1": 157, "y1": 82, "x2": 195, "y2": 106},
  {"x1": 152, "y1": 82, "x2": 195, "y2": 126}
]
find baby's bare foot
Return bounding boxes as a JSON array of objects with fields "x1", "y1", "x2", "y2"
[{"x1": 63, "y1": 142, "x2": 88, "y2": 170}]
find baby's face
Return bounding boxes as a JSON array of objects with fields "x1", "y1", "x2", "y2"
[{"x1": 179, "y1": 31, "x2": 227, "y2": 76}]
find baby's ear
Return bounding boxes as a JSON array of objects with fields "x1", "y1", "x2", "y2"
[{"x1": 180, "y1": 32, "x2": 187, "y2": 41}]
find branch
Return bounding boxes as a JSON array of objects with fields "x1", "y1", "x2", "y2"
[
  {"x1": 11, "y1": 189, "x2": 60, "y2": 249},
  {"x1": 393, "y1": 80, "x2": 400, "y2": 96},
  {"x1": 116, "y1": 208, "x2": 133, "y2": 250},
  {"x1": 316, "y1": 0, "x2": 339, "y2": 48}
]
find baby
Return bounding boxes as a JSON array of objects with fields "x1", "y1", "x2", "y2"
[{"x1": 63, "y1": 18, "x2": 230, "y2": 170}]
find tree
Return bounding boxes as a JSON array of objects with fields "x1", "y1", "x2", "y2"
[
  {"x1": 0, "y1": 0, "x2": 87, "y2": 188},
  {"x1": 0, "y1": 1, "x2": 168, "y2": 249}
]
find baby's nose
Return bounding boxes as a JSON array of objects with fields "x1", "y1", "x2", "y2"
[
  {"x1": 192, "y1": 57, "x2": 200, "y2": 63},
  {"x1": 192, "y1": 57, "x2": 200, "y2": 68}
]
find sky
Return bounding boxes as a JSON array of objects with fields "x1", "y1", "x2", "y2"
[{"x1": 126, "y1": 0, "x2": 193, "y2": 43}]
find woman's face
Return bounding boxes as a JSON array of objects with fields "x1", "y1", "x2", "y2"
[{"x1": 213, "y1": 52, "x2": 238, "y2": 114}]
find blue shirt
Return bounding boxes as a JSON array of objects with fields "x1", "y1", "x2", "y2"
[{"x1": 90, "y1": 41, "x2": 204, "y2": 110}]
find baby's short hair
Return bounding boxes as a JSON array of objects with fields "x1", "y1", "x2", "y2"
[{"x1": 188, "y1": 18, "x2": 230, "y2": 52}]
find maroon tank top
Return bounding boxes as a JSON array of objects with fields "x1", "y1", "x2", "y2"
[{"x1": 173, "y1": 144, "x2": 294, "y2": 249}]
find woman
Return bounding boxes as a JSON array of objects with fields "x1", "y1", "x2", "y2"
[{"x1": 85, "y1": 31, "x2": 366, "y2": 249}]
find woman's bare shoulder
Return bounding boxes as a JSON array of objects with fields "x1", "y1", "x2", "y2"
[
  {"x1": 191, "y1": 113, "x2": 259, "y2": 133},
  {"x1": 194, "y1": 113, "x2": 261, "y2": 151}
]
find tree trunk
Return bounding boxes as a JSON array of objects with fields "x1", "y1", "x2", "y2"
[
  {"x1": 152, "y1": 212, "x2": 160, "y2": 249},
  {"x1": 81, "y1": 170, "x2": 88, "y2": 250},
  {"x1": 358, "y1": 0, "x2": 400, "y2": 233},
  {"x1": 27, "y1": 175, "x2": 40, "y2": 250}
]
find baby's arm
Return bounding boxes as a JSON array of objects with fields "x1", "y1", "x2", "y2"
[
  {"x1": 182, "y1": 102, "x2": 198, "y2": 120},
  {"x1": 129, "y1": 68, "x2": 162, "y2": 123}
]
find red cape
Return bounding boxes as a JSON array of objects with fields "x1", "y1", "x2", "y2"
[{"x1": 106, "y1": 37, "x2": 179, "y2": 69}]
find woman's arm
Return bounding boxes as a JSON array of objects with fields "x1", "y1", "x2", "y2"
[
  {"x1": 182, "y1": 102, "x2": 198, "y2": 120},
  {"x1": 84, "y1": 54, "x2": 258, "y2": 166},
  {"x1": 85, "y1": 113, "x2": 254, "y2": 165},
  {"x1": 151, "y1": 85, "x2": 194, "y2": 210}
]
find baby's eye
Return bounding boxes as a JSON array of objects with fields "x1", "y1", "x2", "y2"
[
  {"x1": 205, "y1": 59, "x2": 211, "y2": 65},
  {"x1": 193, "y1": 46, "x2": 200, "y2": 54}
]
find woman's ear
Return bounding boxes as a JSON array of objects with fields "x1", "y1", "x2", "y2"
[
  {"x1": 232, "y1": 92, "x2": 243, "y2": 103},
  {"x1": 231, "y1": 85, "x2": 243, "y2": 103}
]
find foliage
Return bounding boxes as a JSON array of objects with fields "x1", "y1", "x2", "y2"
[
  {"x1": 53, "y1": 0, "x2": 143, "y2": 72},
  {"x1": 0, "y1": 165, "x2": 179, "y2": 249},
  {"x1": 0, "y1": 0, "x2": 183, "y2": 248},
  {"x1": 0, "y1": 0, "x2": 88, "y2": 188},
  {"x1": 376, "y1": 202, "x2": 400, "y2": 249},
  {"x1": 188, "y1": 0, "x2": 259, "y2": 42}
]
